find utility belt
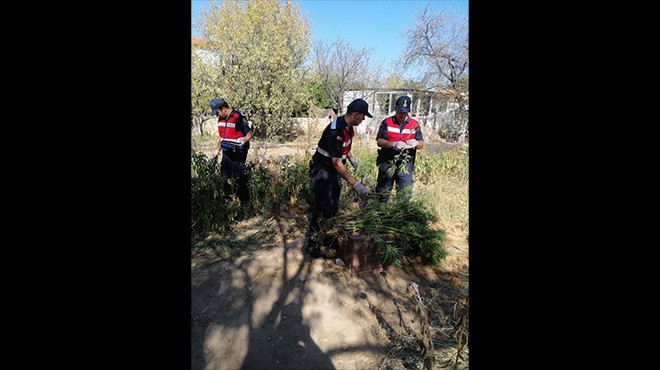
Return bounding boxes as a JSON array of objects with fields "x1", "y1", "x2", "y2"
[
  {"x1": 220, "y1": 139, "x2": 247, "y2": 153},
  {"x1": 315, "y1": 147, "x2": 346, "y2": 160},
  {"x1": 309, "y1": 153, "x2": 334, "y2": 177}
]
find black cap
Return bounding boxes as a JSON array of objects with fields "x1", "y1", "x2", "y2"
[
  {"x1": 395, "y1": 96, "x2": 411, "y2": 113},
  {"x1": 347, "y1": 98, "x2": 373, "y2": 118}
]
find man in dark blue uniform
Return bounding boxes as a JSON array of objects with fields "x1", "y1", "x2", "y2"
[
  {"x1": 307, "y1": 98, "x2": 371, "y2": 257},
  {"x1": 210, "y1": 98, "x2": 254, "y2": 202},
  {"x1": 375, "y1": 95, "x2": 424, "y2": 203}
]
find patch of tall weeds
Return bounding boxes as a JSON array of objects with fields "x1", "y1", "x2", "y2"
[
  {"x1": 192, "y1": 150, "x2": 314, "y2": 240},
  {"x1": 414, "y1": 149, "x2": 468, "y2": 185},
  {"x1": 191, "y1": 150, "x2": 240, "y2": 237},
  {"x1": 243, "y1": 156, "x2": 313, "y2": 216}
]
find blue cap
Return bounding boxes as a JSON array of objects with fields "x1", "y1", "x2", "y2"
[
  {"x1": 347, "y1": 98, "x2": 373, "y2": 118},
  {"x1": 396, "y1": 96, "x2": 411, "y2": 113},
  {"x1": 210, "y1": 98, "x2": 225, "y2": 116}
]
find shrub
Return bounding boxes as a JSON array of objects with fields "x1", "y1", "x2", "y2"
[{"x1": 191, "y1": 150, "x2": 240, "y2": 237}]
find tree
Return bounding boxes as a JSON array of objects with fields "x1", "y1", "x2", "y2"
[
  {"x1": 382, "y1": 74, "x2": 425, "y2": 91},
  {"x1": 310, "y1": 38, "x2": 382, "y2": 111},
  {"x1": 400, "y1": 4, "x2": 468, "y2": 93},
  {"x1": 304, "y1": 75, "x2": 331, "y2": 112},
  {"x1": 398, "y1": 4, "x2": 469, "y2": 143},
  {"x1": 193, "y1": 0, "x2": 312, "y2": 140},
  {"x1": 191, "y1": 38, "x2": 224, "y2": 135}
]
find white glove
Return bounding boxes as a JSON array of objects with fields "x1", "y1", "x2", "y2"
[
  {"x1": 212, "y1": 149, "x2": 219, "y2": 158},
  {"x1": 348, "y1": 157, "x2": 358, "y2": 173},
  {"x1": 405, "y1": 139, "x2": 419, "y2": 148},
  {"x1": 393, "y1": 141, "x2": 407, "y2": 151},
  {"x1": 236, "y1": 137, "x2": 245, "y2": 150},
  {"x1": 353, "y1": 181, "x2": 368, "y2": 196}
]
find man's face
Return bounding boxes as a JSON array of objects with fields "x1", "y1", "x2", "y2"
[
  {"x1": 350, "y1": 112, "x2": 364, "y2": 126},
  {"x1": 217, "y1": 107, "x2": 230, "y2": 119},
  {"x1": 395, "y1": 110, "x2": 408, "y2": 121}
]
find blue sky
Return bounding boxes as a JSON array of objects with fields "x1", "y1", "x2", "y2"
[{"x1": 191, "y1": 0, "x2": 468, "y2": 78}]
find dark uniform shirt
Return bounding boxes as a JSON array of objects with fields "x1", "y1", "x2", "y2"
[{"x1": 313, "y1": 116, "x2": 353, "y2": 168}]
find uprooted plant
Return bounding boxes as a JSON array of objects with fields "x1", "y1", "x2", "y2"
[{"x1": 313, "y1": 196, "x2": 448, "y2": 267}]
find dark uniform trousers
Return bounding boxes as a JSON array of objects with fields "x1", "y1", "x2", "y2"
[
  {"x1": 220, "y1": 143, "x2": 249, "y2": 202},
  {"x1": 376, "y1": 160, "x2": 415, "y2": 203},
  {"x1": 308, "y1": 157, "x2": 342, "y2": 233}
]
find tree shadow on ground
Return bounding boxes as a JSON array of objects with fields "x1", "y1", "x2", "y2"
[
  {"x1": 191, "y1": 216, "x2": 468, "y2": 369},
  {"x1": 192, "y1": 217, "x2": 335, "y2": 370}
]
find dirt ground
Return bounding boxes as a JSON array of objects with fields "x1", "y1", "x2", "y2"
[
  {"x1": 191, "y1": 219, "x2": 468, "y2": 370},
  {"x1": 191, "y1": 132, "x2": 469, "y2": 369}
]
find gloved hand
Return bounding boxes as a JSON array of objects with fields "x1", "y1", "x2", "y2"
[
  {"x1": 405, "y1": 139, "x2": 419, "y2": 148},
  {"x1": 393, "y1": 141, "x2": 407, "y2": 151},
  {"x1": 353, "y1": 181, "x2": 368, "y2": 196},
  {"x1": 212, "y1": 149, "x2": 219, "y2": 158},
  {"x1": 348, "y1": 157, "x2": 359, "y2": 173},
  {"x1": 236, "y1": 137, "x2": 245, "y2": 150}
]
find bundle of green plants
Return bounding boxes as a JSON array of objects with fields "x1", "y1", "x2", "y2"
[{"x1": 317, "y1": 195, "x2": 448, "y2": 267}]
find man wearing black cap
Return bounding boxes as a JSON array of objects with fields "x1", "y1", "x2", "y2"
[
  {"x1": 307, "y1": 98, "x2": 371, "y2": 257},
  {"x1": 209, "y1": 98, "x2": 254, "y2": 202},
  {"x1": 375, "y1": 95, "x2": 424, "y2": 203}
]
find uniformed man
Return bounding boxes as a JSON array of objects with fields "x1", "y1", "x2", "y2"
[
  {"x1": 210, "y1": 98, "x2": 254, "y2": 202},
  {"x1": 375, "y1": 95, "x2": 424, "y2": 203},
  {"x1": 307, "y1": 98, "x2": 371, "y2": 257}
]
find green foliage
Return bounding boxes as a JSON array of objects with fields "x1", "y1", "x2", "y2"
[
  {"x1": 385, "y1": 150, "x2": 413, "y2": 177},
  {"x1": 191, "y1": 150, "x2": 240, "y2": 236},
  {"x1": 242, "y1": 158, "x2": 313, "y2": 216},
  {"x1": 345, "y1": 146, "x2": 378, "y2": 190},
  {"x1": 195, "y1": 0, "x2": 312, "y2": 140},
  {"x1": 414, "y1": 149, "x2": 468, "y2": 185},
  {"x1": 191, "y1": 51, "x2": 217, "y2": 132},
  {"x1": 382, "y1": 75, "x2": 426, "y2": 90},
  {"x1": 342, "y1": 145, "x2": 468, "y2": 197},
  {"x1": 276, "y1": 157, "x2": 314, "y2": 211},
  {"x1": 192, "y1": 137, "x2": 465, "y2": 262},
  {"x1": 326, "y1": 197, "x2": 448, "y2": 267},
  {"x1": 192, "y1": 152, "x2": 314, "y2": 237},
  {"x1": 306, "y1": 78, "x2": 331, "y2": 109}
]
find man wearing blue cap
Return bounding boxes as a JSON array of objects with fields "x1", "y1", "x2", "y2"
[
  {"x1": 306, "y1": 98, "x2": 371, "y2": 258},
  {"x1": 209, "y1": 98, "x2": 254, "y2": 202},
  {"x1": 375, "y1": 95, "x2": 424, "y2": 203}
]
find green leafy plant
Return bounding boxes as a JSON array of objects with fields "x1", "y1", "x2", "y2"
[
  {"x1": 191, "y1": 150, "x2": 240, "y2": 237},
  {"x1": 386, "y1": 150, "x2": 412, "y2": 177},
  {"x1": 243, "y1": 157, "x2": 313, "y2": 216},
  {"x1": 318, "y1": 196, "x2": 447, "y2": 267}
]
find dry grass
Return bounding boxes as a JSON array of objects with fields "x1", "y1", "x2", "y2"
[
  {"x1": 415, "y1": 180, "x2": 469, "y2": 241},
  {"x1": 371, "y1": 266, "x2": 469, "y2": 370}
]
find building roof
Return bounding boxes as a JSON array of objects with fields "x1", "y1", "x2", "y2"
[{"x1": 191, "y1": 36, "x2": 207, "y2": 47}]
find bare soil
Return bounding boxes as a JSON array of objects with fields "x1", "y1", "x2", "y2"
[{"x1": 191, "y1": 220, "x2": 468, "y2": 370}]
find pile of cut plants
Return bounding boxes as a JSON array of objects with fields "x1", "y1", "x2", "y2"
[{"x1": 311, "y1": 196, "x2": 448, "y2": 268}]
